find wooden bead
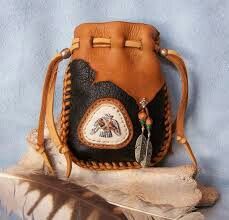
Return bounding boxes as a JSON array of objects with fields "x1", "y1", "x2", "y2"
[
  {"x1": 138, "y1": 110, "x2": 147, "y2": 121},
  {"x1": 146, "y1": 117, "x2": 153, "y2": 126},
  {"x1": 146, "y1": 117, "x2": 153, "y2": 129}
]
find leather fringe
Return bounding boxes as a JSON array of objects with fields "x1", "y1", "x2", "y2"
[
  {"x1": 36, "y1": 50, "x2": 72, "y2": 177},
  {"x1": 160, "y1": 48, "x2": 198, "y2": 168}
]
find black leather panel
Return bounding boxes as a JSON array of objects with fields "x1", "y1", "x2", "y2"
[{"x1": 67, "y1": 59, "x2": 165, "y2": 162}]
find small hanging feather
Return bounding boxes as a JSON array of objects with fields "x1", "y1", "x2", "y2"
[
  {"x1": 135, "y1": 110, "x2": 148, "y2": 163},
  {"x1": 135, "y1": 108, "x2": 154, "y2": 167},
  {"x1": 135, "y1": 134, "x2": 147, "y2": 163},
  {"x1": 140, "y1": 140, "x2": 153, "y2": 168},
  {"x1": 141, "y1": 117, "x2": 153, "y2": 167}
]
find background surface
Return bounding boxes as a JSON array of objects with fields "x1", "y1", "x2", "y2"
[{"x1": 0, "y1": 0, "x2": 228, "y2": 219}]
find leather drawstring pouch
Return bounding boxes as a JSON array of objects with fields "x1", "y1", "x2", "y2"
[{"x1": 36, "y1": 21, "x2": 197, "y2": 177}]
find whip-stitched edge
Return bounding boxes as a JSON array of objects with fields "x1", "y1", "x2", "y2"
[
  {"x1": 60, "y1": 66, "x2": 71, "y2": 145},
  {"x1": 151, "y1": 85, "x2": 172, "y2": 165},
  {"x1": 60, "y1": 63, "x2": 172, "y2": 170}
]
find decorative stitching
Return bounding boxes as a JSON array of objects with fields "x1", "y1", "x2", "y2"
[
  {"x1": 72, "y1": 37, "x2": 143, "y2": 49},
  {"x1": 60, "y1": 67, "x2": 71, "y2": 145},
  {"x1": 151, "y1": 85, "x2": 172, "y2": 165},
  {"x1": 60, "y1": 61, "x2": 172, "y2": 170}
]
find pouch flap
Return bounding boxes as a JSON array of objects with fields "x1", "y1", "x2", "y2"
[{"x1": 71, "y1": 21, "x2": 164, "y2": 104}]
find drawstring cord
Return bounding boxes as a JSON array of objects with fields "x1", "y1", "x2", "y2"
[
  {"x1": 159, "y1": 48, "x2": 198, "y2": 168},
  {"x1": 36, "y1": 48, "x2": 72, "y2": 177}
]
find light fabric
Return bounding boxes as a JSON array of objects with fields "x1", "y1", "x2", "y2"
[{"x1": 0, "y1": 0, "x2": 228, "y2": 219}]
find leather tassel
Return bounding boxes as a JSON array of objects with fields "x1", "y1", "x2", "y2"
[
  {"x1": 160, "y1": 48, "x2": 198, "y2": 168},
  {"x1": 37, "y1": 48, "x2": 73, "y2": 177}
]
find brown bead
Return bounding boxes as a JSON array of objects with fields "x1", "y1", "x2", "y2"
[
  {"x1": 146, "y1": 117, "x2": 153, "y2": 125},
  {"x1": 138, "y1": 110, "x2": 147, "y2": 120}
]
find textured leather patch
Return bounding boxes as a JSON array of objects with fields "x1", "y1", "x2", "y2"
[
  {"x1": 78, "y1": 98, "x2": 133, "y2": 149},
  {"x1": 67, "y1": 59, "x2": 166, "y2": 163}
]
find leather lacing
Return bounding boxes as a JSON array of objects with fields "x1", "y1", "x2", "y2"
[
  {"x1": 151, "y1": 85, "x2": 173, "y2": 165},
  {"x1": 71, "y1": 37, "x2": 143, "y2": 51},
  {"x1": 60, "y1": 67, "x2": 71, "y2": 145},
  {"x1": 61, "y1": 67, "x2": 142, "y2": 171},
  {"x1": 36, "y1": 38, "x2": 197, "y2": 177},
  {"x1": 60, "y1": 78, "x2": 172, "y2": 170}
]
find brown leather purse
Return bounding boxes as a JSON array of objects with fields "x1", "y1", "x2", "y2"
[{"x1": 36, "y1": 21, "x2": 197, "y2": 177}]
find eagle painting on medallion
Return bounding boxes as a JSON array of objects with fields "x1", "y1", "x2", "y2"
[
  {"x1": 77, "y1": 98, "x2": 134, "y2": 150},
  {"x1": 90, "y1": 113, "x2": 121, "y2": 138}
]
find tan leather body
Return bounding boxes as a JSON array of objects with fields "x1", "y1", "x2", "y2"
[{"x1": 71, "y1": 21, "x2": 165, "y2": 103}]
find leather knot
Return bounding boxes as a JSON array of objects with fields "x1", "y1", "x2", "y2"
[
  {"x1": 176, "y1": 136, "x2": 187, "y2": 144},
  {"x1": 36, "y1": 145, "x2": 45, "y2": 154},
  {"x1": 59, "y1": 145, "x2": 70, "y2": 154}
]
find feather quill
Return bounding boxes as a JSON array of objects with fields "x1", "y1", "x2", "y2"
[
  {"x1": 0, "y1": 171, "x2": 205, "y2": 220},
  {"x1": 0, "y1": 127, "x2": 209, "y2": 220},
  {"x1": 0, "y1": 172, "x2": 127, "y2": 220}
]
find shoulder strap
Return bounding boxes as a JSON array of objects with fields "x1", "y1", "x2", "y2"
[
  {"x1": 159, "y1": 48, "x2": 198, "y2": 168},
  {"x1": 36, "y1": 48, "x2": 72, "y2": 177}
]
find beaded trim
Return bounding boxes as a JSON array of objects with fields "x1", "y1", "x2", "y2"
[{"x1": 60, "y1": 64, "x2": 172, "y2": 170}]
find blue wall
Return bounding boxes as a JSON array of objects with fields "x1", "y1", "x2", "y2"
[{"x1": 0, "y1": 1, "x2": 228, "y2": 219}]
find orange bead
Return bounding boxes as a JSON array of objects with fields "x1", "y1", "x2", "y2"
[
  {"x1": 138, "y1": 110, "x2": 147, "y2": 120},
  {"x1": 146, "y1": 117, "x2": 153, "y2": 125}
]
